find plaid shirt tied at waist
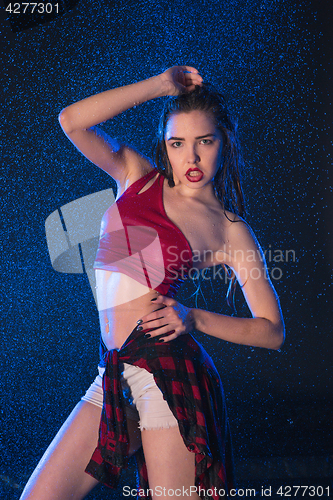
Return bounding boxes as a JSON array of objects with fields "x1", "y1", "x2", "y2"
[{"x1": 85, "y1": 325, "x2": 236, "y2": 499}]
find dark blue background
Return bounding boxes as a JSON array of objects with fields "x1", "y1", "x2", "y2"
[{"x1": 1, "y1": 0, "x2": 332, "y2": 498}]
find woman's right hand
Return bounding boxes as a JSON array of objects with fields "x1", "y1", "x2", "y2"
[{"x1": 159, "y1": 66, "x2": 203, "y2": 96}]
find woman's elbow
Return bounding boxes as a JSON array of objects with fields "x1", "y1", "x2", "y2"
[
  {"x1": 271, "y1": 320, "x2": 285, "y2": 350},
  {"x1": 58, "y1": 108, "x2": 73, "y2": 134}
]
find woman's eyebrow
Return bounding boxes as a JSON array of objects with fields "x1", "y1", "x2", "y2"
[{"x1": 166, "y1": 133, "x2": 216, "y2": 141}]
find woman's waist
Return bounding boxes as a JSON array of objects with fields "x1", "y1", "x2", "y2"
[
  {"x1": 99, "y1": 327, "x2": 214, "y2": 379},
  {"x1": 94, "y1": 252, "x2": 167, "y2": 298},
  {"x1": 94, "y1": 269, "x2": 176, "y2": 310},
  {"x1": 98, "y1": 289, "x2": 162, "y2": 350}
]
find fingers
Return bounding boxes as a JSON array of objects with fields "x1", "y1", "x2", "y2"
[
  {"x1": 182, "y1": 71, "x2": 203, "y2": 90},
  {"x1": 138, "y1": 295, "x2": 187, "y2": 340},
  {"x1": 148, "y1": 326, "x2": 177, "y2": 338},
  {"x1": 180, "y1": 66, "x2": 202, "y2": 82},
  {"x1": 141, "y1": 305, "x2": 175, "y2": 326},
  {"x1": 162, "y1": 65, "x2": 203, "y2": 96},
  {"x1": 140, "y1": 307, "x2": 166, "y2": 325},
  {"x1": 151, "y1": 295, "x2": 175, "y2": 307},
  {"x1": 182, "y1": 65, "x2": 200, "y2": 73},
  {"x1": 145, "y1": 325, "x2": 180, "y2": 341},
  {"x1": 141, "y1": 318, "x2": 167, "y2": 331},
  {"x1": 139, "y1": 303, "x2": 168, "y2": 328},
  {"x1": 159, "y1": 333, "x2": 179, "y2": 343},
  {"x1": 184, "y1": 75, "x2": 202, "y2": 86},
  {"x1": 139, "y1": 315, "x2": 180, "y2": 338}
]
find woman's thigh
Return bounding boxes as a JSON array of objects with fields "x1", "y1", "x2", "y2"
[
  {"x1": 122, "y1": 363, "x2": 178, "y2": 431},
  {"x1": 141, "y1": 426, "x2": 200, "y2": 500},
  {"x1": 20, "y1": 400, "x2": 102, "y2": 500}
]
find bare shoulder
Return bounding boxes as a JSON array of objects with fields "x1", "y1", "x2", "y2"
[
  {"x1": 222, "y1": 210, "x2": 262, "y2": 260},
  {"x1": 222, "y1": 210, "x2": 251, "y2": 234},
  {"x1": 222, "y1": 209, "x2": 247, "y2": 226}
]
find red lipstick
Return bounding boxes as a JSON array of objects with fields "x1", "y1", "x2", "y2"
[{"x1": 185, "y1": 167, "x2": 203, "y2": 183}]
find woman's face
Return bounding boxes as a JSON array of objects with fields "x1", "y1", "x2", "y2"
[{"x1": 164, "y1": 110, "x2": 223, "y2": 188}]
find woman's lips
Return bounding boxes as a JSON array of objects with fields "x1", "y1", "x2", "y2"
[{"x1": 185, "y1": 168, "x2": 203, "y2": 182}]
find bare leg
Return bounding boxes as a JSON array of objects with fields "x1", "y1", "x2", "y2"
[
  {"x1": 20, "y1": 401, "x2": 101, "y2": 500},
  {"x1": 141, "y1": 426, "x2": 200, "y2": 500},
  {"x1": 20, "y1": 401, "x2": 142, "y2": 500}
]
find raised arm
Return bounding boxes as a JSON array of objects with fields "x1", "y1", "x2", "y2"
[{"x1": 58, "y1": 66, "x2": 203, "y2": 187}]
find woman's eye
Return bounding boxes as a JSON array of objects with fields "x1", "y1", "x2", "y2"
[
  {"x1": 172, "y1": 142, "x2": 182, "y2": 148},
  {"x1": 200, "y1": 139, "x2": 212, "y2": 145}
]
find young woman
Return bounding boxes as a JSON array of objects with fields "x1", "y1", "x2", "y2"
[{"x1": 20, "y1": 66, "x2": 284, "y2": 500}]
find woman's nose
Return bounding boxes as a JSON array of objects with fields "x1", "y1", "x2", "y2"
[{"x1": 187, "y1": 147, "x2": 200, "y2": 163}]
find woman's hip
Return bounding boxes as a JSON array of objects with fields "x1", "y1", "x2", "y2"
[{"x1": 81, "y1": 363, "x2": 178, "y2": 431}]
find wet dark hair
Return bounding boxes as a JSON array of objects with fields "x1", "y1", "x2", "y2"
[{"x1": 152, "y1": 84, "x2": 246, "y2": 312}]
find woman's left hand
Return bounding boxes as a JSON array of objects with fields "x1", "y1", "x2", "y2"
[{"x1": 139, "y1": 296, "x2": 195, "y2": 342}]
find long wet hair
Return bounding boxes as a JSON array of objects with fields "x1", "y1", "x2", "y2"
[{"x1": 152, "y1": 83, "x2": 246, "y2": 312}]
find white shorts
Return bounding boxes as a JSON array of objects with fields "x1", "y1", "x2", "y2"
[{"x1": 81, "y1": 363, "x2": 178, "y2": 431}]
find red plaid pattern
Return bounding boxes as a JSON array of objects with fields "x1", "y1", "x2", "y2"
[{"x1": 85, "y1": 326, "x2": 236, "y2": 498}]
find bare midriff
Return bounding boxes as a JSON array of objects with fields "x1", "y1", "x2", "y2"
[{"x1": 95, "y1": 269, "x2": 162, "y2": 350}]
